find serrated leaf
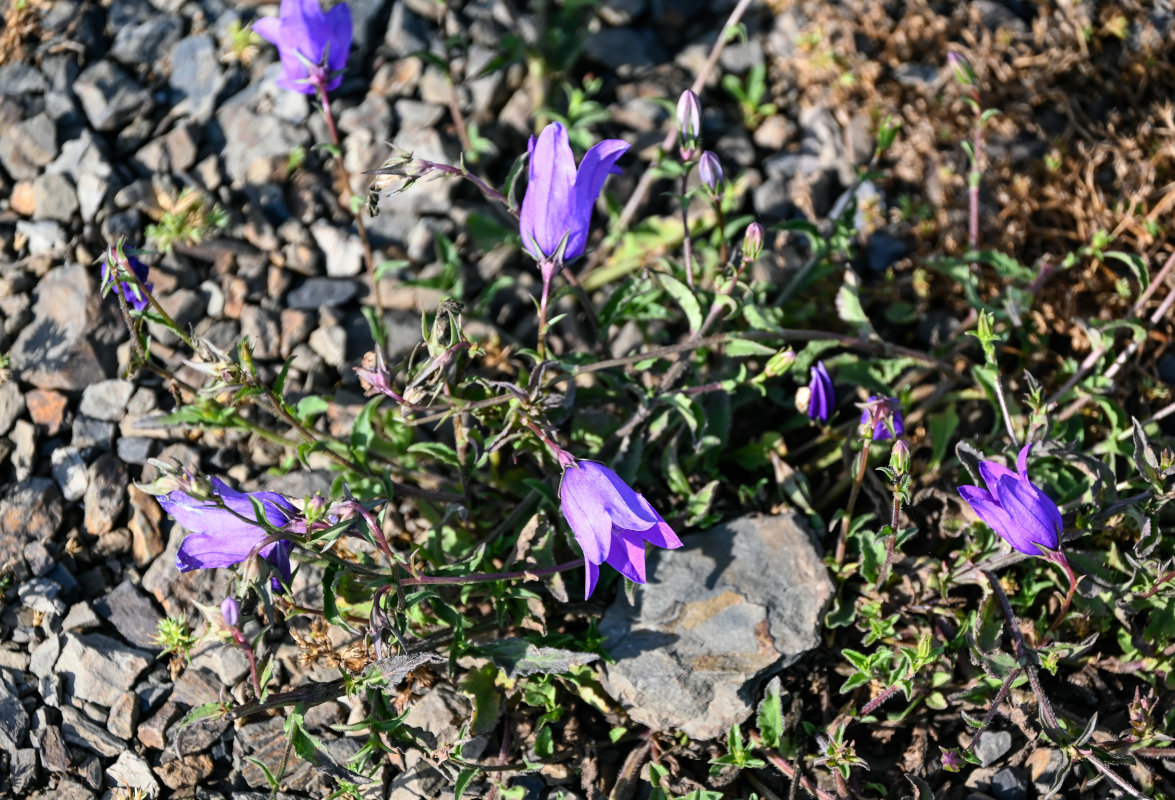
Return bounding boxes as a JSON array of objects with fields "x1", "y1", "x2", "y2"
[{"x1": 480, "y1": 638, "x2": 599, "y2": 679}]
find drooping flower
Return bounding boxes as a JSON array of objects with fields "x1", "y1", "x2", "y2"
[
  {"x1": 253, "y1": 0, "x2": 352, "y2": 95},
  {"x1": 519, "y1": 122, "x2": 630, "y2": 267},
  {"x1": 860, "y1": 396, "x2": 904, "y2": 440},
  {"x1": 957, "y1": 443, "x2": 1063, "y2": 556},
  {"x1": 100, "y1": 253, "x2": 153, "y2": 312},
  {"x1": 558, "y1": 461, "x2": 683, "y2": 599},
  {"x1": 160, "y1": 477, "x2": 296, "y2": 583},
  {"x1": 808, "y1": 361, "x2": 835, "y2": 423},
  {"x1": 698, "y1": 150, "x2": 723, "y2": 193}
]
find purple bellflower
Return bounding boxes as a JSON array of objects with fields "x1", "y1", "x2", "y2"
[
  {"x1": 861, "y1": 396, "x2": 904, "y2": 440},
  {"x1": 101, "y1": 253, "x2": 153, "y2": 312},
  {"x1": 808, "y1": 361, "x2": 835, "y2": 423},
  {"x1": 676, "y1": 89, "x2": 701, "y2": 160},
  {"x1": 253, "y1": 0, "x2": 352, "y2": 95},
  {"x1": 520, "y1": 122, "x2": 630, "y2": 269},
  {"x1": 957, "y1": 443, "x2": 1063, "y2": 556},
  {"x1": 221, "y1": 596, "x2": 241, "y2": 628},
  {"x1": 160, "y1": 477, "x2": 296, "y2": 584},
  {"x1": 558, "y1": 461, "x2": 683, "y2": 599}
]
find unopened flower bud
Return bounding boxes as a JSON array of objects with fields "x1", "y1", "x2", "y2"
[
  {"x1": 889, "y1": 439, "x2": 910, "y2": 475},
  {"x1": 763, "y1": 348, "x2": 796, "y2": 378},
  {"x1": 221, "y1": 596, "x2": 240, "y2": 628},
  {"x1": 947, "y1": 52, "x2": 975, "y2": 87},
  {"x1": 743, "y1": 222, "x2": 765, "y2": 261},
  {"x1": 698, "y1": 151, "x2": 723, "y2": 193},
  {"x1": 676, "y1": 89, "x2": 701, "y2": 160}
]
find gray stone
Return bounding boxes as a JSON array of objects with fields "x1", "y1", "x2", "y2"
[
  {"x1": 583, "y1": 27, "x2": 666, "y2": 73},
  {"x1": 311, "y1": 221, "x2": 365, "y2": 277},
  {"x1": 974, "y1": 730, "x2": 1014, "y2": 767},
  {"x1": 0, "y1": 675, "x2": 29, "y2": 757},
  {"x1": 23, "y1": 541, "x2": 53, "y2": 576},
  {"x1": 600, "y1": 513, "x2": 833, "y2": 740},
  {"x1": 598, "y1": 0, "x2": 646, "y2": 25},
  {"x1": 59, "y1": 705, "x2": 124, "y2": 757},
  {"x1": 393, "y1": 99, "x2": 445, "y2": 131},
  {"x1": 51, "y1": 446, "x2": 88, "y2": 501},
  {"x1": 146, "y1": 288, "x2": 204, "y2": 348},
  {"x1": 0, "y1": 114, "x2": 57, "y2": 180},
  {"x1": 71, "y1": 416, "x2": 116, "y2": 449},
  {"x1": 170, "y1": 35, "x2": 224, "y2": 123},
  {"x1": 80, "y1": 379, "x2": 134, "y2": 421},
  {"x1": 384, "y1": 1, "x2": 430, "y2": 56},
  {"x1": 108, "y1": 690, "x2": 140, "y2": 740},
  {"x1": 240, "y1": 305, "x2": 282, "y2": 359},
  {"x1": 84, "y1": 452, "x2": 128, "y2": 535},
  {"x1": 719, "y1": 38, "x2": 765, "y2": 73},
  {"x1": 29, "y1": 634, "x2": 61, "y2": 679},
  {"x1": 116, "y1": 436, "x2": 157, "y2": 465},
  {"x1": 111, "y1": 15, "x2": 184, "y2": 67},
  {"x1": 15, "y1": 220, "x2": 67, "y2": 256},
  {"x1": 10, "y1": 264, "x2": 109, "y2": 390},
  {"x1": 10, "y1": 419, "x2": 36, "y2": 480},
  {"x1": 286, "y1": 278, "x2": 361, "y2": 309},
  {"x1": 10, "y1": 747, "x2": 37, "y2": 794},
  {"x1": 0, "y1": 479, "x2": 63, "y2": 566},
  {"x1": 46, "y1": 130, "x2": 113, "y2": 182},
  {"x1": 218, "y1": 105, "x2": 311, "y2": 185},
  {"x1": 31, "y1": 778, "x2": 94, "y2": 800},
  {"x1": 106, "y1": 750, "x2": 160, "y2": 797},
  {"x1": 56, "y1": 633, "x2": 152, "y2": 707},
  {"x1": 73, "y1": 61, "x2": 152, "y2": 132},
  {"x1": 62, "y1": 602, "x2": 102, "y2": 632},
  {"x1": 309, "y1": 325, "x2": 347, "y2": 366},
  {"x1": 32, "y1": 715, "x2": 71, "y2": 772},
  {"x1": 990, "y1": 766, "x2": 1029, "y2": 800},
  {"x1": 0, "y1": 379, "x2": 26, "y2": 435},
  {"x1": 190, "y1": 645, "x2": 249, "y2": 686},
  {"x1": 94, "y1": 580, "x2": 162, "y2": 651},
  {"x1": 31, "y1": 172, "x2": 78, "y2": 223},
  {"x1": 0, "y1": 63, "x2": 46, "y2": 95},
  {"x1": 18, "y1": 577, "x2": 66, "y2": 617}
]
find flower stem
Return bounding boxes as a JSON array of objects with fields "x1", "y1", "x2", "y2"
[
  {"x1": 1044, "y1": 550, "x2": 1077, "y2": 634},
  {"x1": 679, "y1": 172, "x2": 695, "y2": 289},
  {"x1": 316, "y1": 86, "x2": 383, "y2": 311},
  {"x1": 230, "y1": 627, "x2": 263, "y2": 700},
  {"x1": 835, "y1": 426, "x2": 875, "y2": 566},
  {"x1": 399, "y1": 558, "x2": 584, "y2": 587},
  {"x1": 112, "y1": 250, "x2": 197, "y2": 351}
]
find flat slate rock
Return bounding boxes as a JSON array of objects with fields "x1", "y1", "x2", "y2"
[
  {"x1": 600, "y1": 513, "x2": 833, "y2": 740},
  {"x1": 10, "y1": 263, "x2": 110, "y2": 390},
  {"x1": 55, "y1": 632, "x2": 151, "y2": 708}
]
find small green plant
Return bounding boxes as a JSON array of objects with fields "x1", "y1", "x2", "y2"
[
  {"x1": 154, "y1": 615, "x2": 199, "y2": 662},
  {"x1": 145, "y1": 187, "x2": 230, "y2": 253},
  {"x1": 722, "y1": 64, "x2": 778, "y2": 129},
  {"x1": 225, "y1": 19, "x2": 263, "y2": 65}
]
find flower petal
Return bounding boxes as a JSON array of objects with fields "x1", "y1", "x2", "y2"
[
  {"x1": 321, "y1": 1, "x2": 352, "y2": 75},
  {"x1": 602, "y1": 529, "x2": 649, "y2": 584},
  {"x1": 584, "y1": 559, "x2": 600, "y2": 600},
  {"x1": 559, "y1": 465, "x2": 614, "y2": 564},
  {"x1": 958, "y1": 484, "x2": 1024, "y2": 552},
  {"x1": 581, "y1": 462, "x2": 663, "y2": 532},
  {"x1": 978, "y1": 458, "x2": 1017, "y2": 494},
  {"x1": 520, "y1": 123, "x2": 576, "y2": 259},
  {"x1": 995, "y1": 475, "x2": 1060, "y2": 552},
  {"x1": 176, "y1": 531, "x2": 272, "y2": 572},
  {"x1": 566, "y1": 138, "x2": 629, "y2": 260},
  {"x1": 251, "y1": 15, "x2": 283, "y2": 45}
]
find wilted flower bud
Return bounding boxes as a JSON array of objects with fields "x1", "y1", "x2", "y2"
[
  {"x1": 889, "y1": 439, "x2": 911, "y2": 475},
  {"x1": 676, "y1": 89, "x2": 701, "y2": 160},
  {"x1": 743, "y1": 222, "x2": 765, "y2": 261},
  {"x1": 698, "y1": 151, "x2": 723, "y2": 193},
  {"x1": 221, "y1": 596, "x2": 240, "y2": 628}
]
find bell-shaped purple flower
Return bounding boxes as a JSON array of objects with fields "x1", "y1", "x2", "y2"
[
  {"x1": 159, "y1": 477, "x2": 296, "y2": 583},
  {"x1": 558, "y1": 461, "x2": 683, "y2": 599},
  {"x1": 958, "y1": 443, "x2": 1063, "y2": 556},
  {"x1": 101, "y1": 254, "x2": 153, "y2": 312},
  {"x1": 808, "y1": 361, "x2": 835, "y2": 423},
  {"x1": 519, "y1": 122, "x2": 630, "y2": 266},
  {"x1": 221, "y1": 596, "x2": 241, "y2": 628},
  {"x1": 253, "y1": 0, "x2": 352, "y2": 95},
  {"x1": 861, "y1": 396, "x2": 904, "y2": 440}
]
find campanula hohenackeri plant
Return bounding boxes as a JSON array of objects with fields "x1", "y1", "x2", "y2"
[
  {"x1": 808, "y1": 361, "x2": 835, "y2": 423},
  {"x1": 558, "y1": 460, "x2": 683, "y2": 599},
  {"x1": 101, "y1": 253, "x2": 153, "y2": 312},
  {"x1": 957, "y1": 442, "x2": 1063, "y2": 556},
  {"x1": 160, "y1": 477, "x2": 296, "y2": 583},
  {"x1": 253, "y1": 0, "x2": 352, "y2": 95}
]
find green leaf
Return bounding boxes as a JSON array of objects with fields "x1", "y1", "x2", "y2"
[
  {"x1": 835, "y1": 268, "x2": 874, "y2": 337},
  {"x1": 408, "y1": 441, "x2": 461, "y2": 468},
  {"x1": 756, "y1": 680, "x2": 784, "y2": 750},
  {"x1": 460, "y1": 664, "x2": 502, "y2": 736},
  {"x1": 658, "y1": 272, "x2": 703, "y2": 333},
  {"x1": 724, "y1": 338, "x2": 777, "y2": 357},
  {"x1": 479, "y1": 638, "x2": 599, "y2": 678},
  {"x1": 454, "y1": 767, "x2": 477, "y2": 800}
]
